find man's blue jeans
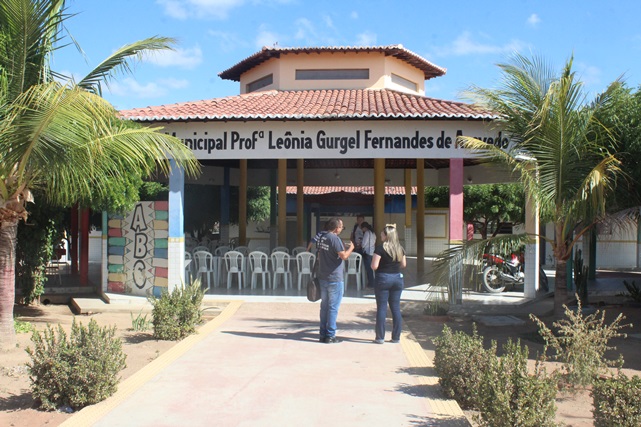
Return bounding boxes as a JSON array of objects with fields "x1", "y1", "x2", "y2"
[{"x1": 319, "y1": 279, "x2": 343, "y2": 338}]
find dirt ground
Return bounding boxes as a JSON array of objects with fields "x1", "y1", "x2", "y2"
[
  {"x1": 1, "y1": 296, "x2": 640, "y2": 427},
  {"x1": 0, "y1": 302, "x2": 224, "y2": 427},
  {"x1": 403, "y1": 295, "x2": 641, "y2": 427}
]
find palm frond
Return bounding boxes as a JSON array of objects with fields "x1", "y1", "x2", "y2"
[
  {"x1": 0, "y1": 83, "x2": 199, "y2": 207},
  {"x1": 431, "y1": 234, "x2": 534, "y2": 300},
  {"x1": 0, "y1": 0, "x2": 67, "y2": 99},
  {"x1": 76, "y1": 36, "x2": 176, "y2": 96}
]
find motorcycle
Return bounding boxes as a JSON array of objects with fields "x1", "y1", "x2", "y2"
[{"x1": 481, "y1": 253, "x2": 549, "y2": 293}]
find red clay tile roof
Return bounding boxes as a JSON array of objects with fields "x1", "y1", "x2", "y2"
[
  {"x1": 285, "y1": 186, "x2": 417, "y2": 196},
  {"x1": 218, "y1": 45, "x2": 446, "y2": 81},
  {"x1": 120, "y1": 89, "x2": 496, "y2": 122}
]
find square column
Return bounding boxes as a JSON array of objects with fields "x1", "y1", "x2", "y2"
[{"x1": 168, "y1": 159, "x2": 185, "y2": 292}]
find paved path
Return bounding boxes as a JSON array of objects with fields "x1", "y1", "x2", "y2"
[{"x1": 61, "y1": 301, "x2": 468, "y2": 427}]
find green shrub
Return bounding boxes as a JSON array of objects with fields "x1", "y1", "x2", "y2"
[
  {"x1": 150, "y1": 281, "x2": 204, "y2": 341},
  {"x1": 475, "y1": 339, "x2": 557, "y2": 427},
  {"x1": 432, "y1": 324, "x2": 491, "y2": 409},
  {"x1": 130, "y1": 310, "x2": 152, "y2": 332},
  {"x1": 622, "y1": 280, "x2": 641, "y2": 302},
  {"x1": 14, "y1": 316, "x2": 35, "y2": 334},
  {"x1": 592, "y1": 372, "x2": 641, "y2": 427},
  {"x1": 530, "y1": 297, "x2": 629, "y2": 389},
  {"x1": 423, "y1": 300, "x2": 449, "y2": 316},
  {"x1": 26, "y1": 319, "x2": 126, "y2": 410}
]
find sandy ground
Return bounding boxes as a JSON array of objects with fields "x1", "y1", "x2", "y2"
[
  {"x1": 1, "y1": 297, "x2": 640, "y2": 427},
  {"x1": 0, "y1": 303, "x2": 223, "y2": 427},
  {"x1": 403, "y1": 296, "x2": 641, "y2": 427}
]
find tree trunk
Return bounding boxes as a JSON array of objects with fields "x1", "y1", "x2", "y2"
[
  {"x1": 0, "y1": 222, "x2": 18, "y2": 350},
  {"x1": 554, "y1": 258, "x2": 569, "y2": 317}
]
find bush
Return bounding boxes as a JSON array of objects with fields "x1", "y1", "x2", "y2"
[
  {"x1": 530, "y1": 297, "x2": 629, "y2": 389},
  {"x1": 475, "y1": 339, "x2": 557, "y2": 427},
  {"x1": 622, "y1": 280, "x2": 641, "y2": 302},
  {"x1": 150, "y1": 281, "x2": 204, "y2": 341},
  {"x1": 592, "y1": 372, "x2": 641, "y2": 427},
  {"x1": 130, "y1": 310, "x2": 152, "y2": 332},
  {"x1": 26, "y1": 319, "x2": 126, "y2": 410},
  {"x1": 432, "y1": 324, "x2": 491, "y2": 409}
]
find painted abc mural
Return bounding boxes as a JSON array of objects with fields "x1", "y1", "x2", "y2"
[{"x1": 107, "y1": 202, "x2": 169, "y2": 296}]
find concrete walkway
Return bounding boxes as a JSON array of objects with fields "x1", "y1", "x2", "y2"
[{"x1": 61, "y1": 300, "x2": 469, "y2": 427}]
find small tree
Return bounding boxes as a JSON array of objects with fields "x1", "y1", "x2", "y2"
[{"x1": 425, "y1": 183, "x2": 525, "y2": 239}]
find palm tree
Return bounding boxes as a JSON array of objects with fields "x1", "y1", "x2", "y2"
[
  {"x1": 457, "y1": 54, "x2": 622, "y2": 316},
  {"x1": 0, "y1": 0, "x2": 200, "y2": 348}
]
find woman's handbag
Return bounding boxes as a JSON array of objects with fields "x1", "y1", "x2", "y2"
[{"x1": 307, "y1": 255, "x2": 321, "y2": 302}]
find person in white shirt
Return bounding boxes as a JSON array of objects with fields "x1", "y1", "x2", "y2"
[{"x1": 360, "y1": 222, "x2": 376, "y2": 288}]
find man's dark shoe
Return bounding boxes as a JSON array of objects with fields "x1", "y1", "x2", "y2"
[
  {"x1": 325, "y1": 336, "x2": 342, "y2": 344},
  {"x1": 319, "y1": 336, "x2": 327, "y2": 343}
]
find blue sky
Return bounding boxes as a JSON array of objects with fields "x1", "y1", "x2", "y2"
[{"x1": 55, "y1": 0, "x2": 641, "y2": 110}]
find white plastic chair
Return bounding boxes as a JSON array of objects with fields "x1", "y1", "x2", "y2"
[
  {"x1": 344, "y1": 252, "x2": 362, "y2": 293},
  {"x1": 296, "y1": 252, "x2": 315, "y2": 290},
  {"x1": 224, "y1": 250, "x2": 245, "y2": 289},
  {"x1": 254, "y1": 246, "x2": 269, "y2": 254},
  {"x1": 233, "y1": 246, "x2": 250, "y2": 256},
  {"x1": 291, "y1": 246, "x2": 307, "y2": 257},
  {"x1": 271, "y1": 246, "x2": 289, "y2": 254},
  {"x1": 215, "y1": 246, "x2": 232, "y2": 257},
  {"x1": 248, "y1": 251, "x2": 271, "y2": 290},
  {"x1": 191, "y1": 245, "x2": 209, "y2": 255},
  {"x1": 193, "y1": 250, "x2": 216, "y2": 291},
  {"x1": 271, "y1": 251, "x2": 292, "y2": 289}
]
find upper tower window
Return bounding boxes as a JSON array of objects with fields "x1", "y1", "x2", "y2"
[
  {"x1": 246, "y1": 74, "x2": 273, "y2": 93},
  {"x1": 391, "y1": 73, "x2": 418, "y2": 92},
  {"x1": 295, "y1": 69, "x2": 369, "y2": 80}
]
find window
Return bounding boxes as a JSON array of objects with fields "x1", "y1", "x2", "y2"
[
  {"x1": 295, "y1": 69, "x2": 369, "y2": 80},
  {"x1": 246, "y1": 74, "x2": 273, "y2": 93},
  {"x1": 391, "y1": 73, "x2": 417, "y2": 92}
]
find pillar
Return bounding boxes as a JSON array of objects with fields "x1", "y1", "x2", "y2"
[
  {"x1": 404, "y1": 168, "x2": 413, "y2": 254},
  {"x1": 79, "y1": 208, "x2": 90, "y2": 285},
  {"x1": 168, "y1": 159, "x2": 185, "y2": 292},
  {"x1": 71, "y1": 204, "x2": 78, "y2": 274},
  {"x1": 220, "y1": 166, "x2": 230, "y2": 244},
  {"x1": 239, "y1": 159, "x2": 247, "y2": 245},
  {"x1": 416, "y1": 159, "x2": 425, "y2": 273},
  {"x1": 101, "y1": 211, "x2": 108, "y2": 293},
  {"x1": 449, "y1": 158, "x2": 464, "y2": 244},
  {"x1": 297, "y1": 159, "x2": 305, "y2": 246},
  {"x1": 278, "y1": 158, "x2": 287, "y2": 246},
  {"x1": 374, "y1": 158, "x2": 385, "y2": 234},
  {"x1": 524, "y1": 192, "x2": 540, "y2": 298}
]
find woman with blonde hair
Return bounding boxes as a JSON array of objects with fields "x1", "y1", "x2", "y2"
[{"x1": 371, "y1": 224, "x2": 406, "y2": 344}]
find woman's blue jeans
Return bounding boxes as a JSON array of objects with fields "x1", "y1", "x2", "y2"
[
  {"x1": 319, "y1": 279, "x2": 343, "y2": 338},
  {"x1": 374, "y1": 272, "x2": 404, "y2": 341}
]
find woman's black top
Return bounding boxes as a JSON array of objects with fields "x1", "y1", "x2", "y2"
[{"x1": 374, "y1": 245, "x2": 404, "y2": 274}]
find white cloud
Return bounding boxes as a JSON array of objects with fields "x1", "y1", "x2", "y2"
[
  {"x1": 294, "y1": 18, "x2": 317, "y2": 41},
  {"x1": 255, "y1": 25, "x2": 281, "y2": 48},
  {"x1": 576, "y1": 62, "x2": 602, "y2": 87},
  {"x1": 527, "y1": 13, "x2": 541, "y2": 27},
  {"x1": 156, "y1": 0, "x2": 245, "y2": 20},
  {"x1": 146, "y1": 46, "x2": 203, "y2": 69},
  {"x1": 208, "y1": 30, "x2": 250, "y2": 52},
  {"x1": 107, "y1": 77, "x2": 189, "y2": 99},
  {"x1": 432, "y1": 31, "x2": 526, "y2": 57},
  {"x1": 355, "y1": 31, "x2": 377, "y2": 47}
]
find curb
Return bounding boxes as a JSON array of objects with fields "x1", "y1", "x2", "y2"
[
  {"x1": 401, "y1": 330, "x2": 471, "y2": 426},
  {"x1": 59, "y1": 300, "x2": 244, "y2": 427}
]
